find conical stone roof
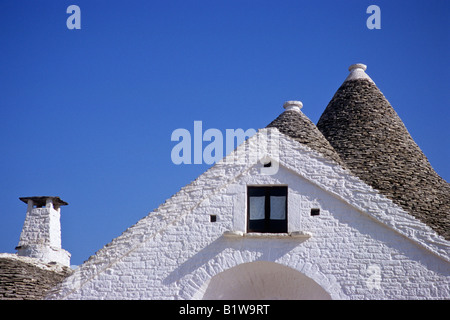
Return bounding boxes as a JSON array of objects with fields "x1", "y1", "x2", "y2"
[
  {"x1": 317, "y1": 64, "x2": 450, "y2": 240},
  {"x1": 267, "y1": 101, "x2": 346, "y2": 167}
]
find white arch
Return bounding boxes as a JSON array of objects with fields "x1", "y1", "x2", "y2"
[{"x1": 196, "y1": 261, "x2": 332, "y2": 300}]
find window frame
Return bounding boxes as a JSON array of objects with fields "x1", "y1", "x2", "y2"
[{"x1": 246, "y1": 186, "x2": 288, "y2": 233}]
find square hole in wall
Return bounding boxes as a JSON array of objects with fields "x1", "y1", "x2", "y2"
[
  {"x1": 210, "y1": 215, "x2": 217, "y2": 222},
  {"x1": 263, "y1": 162, "x2": 272, "y2": 167},
  {"x1": 310, "y1": 208, "x2": 320, "y2": 216}
]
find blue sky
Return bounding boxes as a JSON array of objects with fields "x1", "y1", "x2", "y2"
[{"x1": 0, "y1": 0, "x2": 448, "y2": 266}]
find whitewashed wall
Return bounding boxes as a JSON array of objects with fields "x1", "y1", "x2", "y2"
[{"x1": 48, "y1": 129, "x2": 450, "y2": 300}]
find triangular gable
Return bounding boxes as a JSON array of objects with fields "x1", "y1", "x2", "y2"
[{"x1": 47, "y1": 128, "x2": 449, "y2": 299}]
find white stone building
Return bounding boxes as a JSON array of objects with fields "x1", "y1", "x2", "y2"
[{"x1": 6, "y1": 64, "x2": 450, "y2": 300}]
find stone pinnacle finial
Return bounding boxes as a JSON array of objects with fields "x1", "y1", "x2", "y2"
[
  {"x1": 283, "y1": 101, "x2": 303, "y2": 113},
  {"x1": 348, "y1": 63, "x2": 367, "y2": 72},
  {"x1": 345, "y1": 63, "x2": 375, "y2": 84}
]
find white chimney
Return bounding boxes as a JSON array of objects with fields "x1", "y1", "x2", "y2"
[{"x1": 16, "y1": 196, "x2": 71, "y2": 267}]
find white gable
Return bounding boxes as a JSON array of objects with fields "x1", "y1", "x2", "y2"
[{"x1": 47, "y1": 128, "x2": 450, "y2": 300}]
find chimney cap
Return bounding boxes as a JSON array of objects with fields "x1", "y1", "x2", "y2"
[{"x1": 19, "y1": 196, "x2": 68, "y2": 207}]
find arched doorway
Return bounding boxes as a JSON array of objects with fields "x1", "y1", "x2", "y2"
[{"x1": 201, "y1": 261, "x2": 331, "y2": 300}]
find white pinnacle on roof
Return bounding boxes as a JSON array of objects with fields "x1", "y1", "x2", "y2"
[
  {"x1": 344, "y1": 63, "x2": 375, "y2": 84},
  {"x1": 283, "y1": 101, "x2": 303, "y2": 113}
]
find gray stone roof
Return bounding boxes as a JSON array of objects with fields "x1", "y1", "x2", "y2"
[
  {"x1": 0, "y1": 254, "x2": 72, "y2": 300},
  {"x1": 316, "y1": 75, "x2": 450, "y2": 240},
  {"x1": 266, "y1": 108, "x2": 346, "y2": 167}
]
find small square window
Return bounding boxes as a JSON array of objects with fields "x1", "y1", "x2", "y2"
[
  {"x1": 210, "y1": 215, "x2": 217, "y2": 222},
  {"x1": 247, "y1": 186, "x2": 287, "y2": 233},
  {"x1": 310, "y1": 208, "x2": 320, "y2": 216}
]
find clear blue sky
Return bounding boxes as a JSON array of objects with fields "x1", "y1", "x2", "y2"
[{"x1": 1, "y1": 0, "x2": 448, "y2": 266}]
